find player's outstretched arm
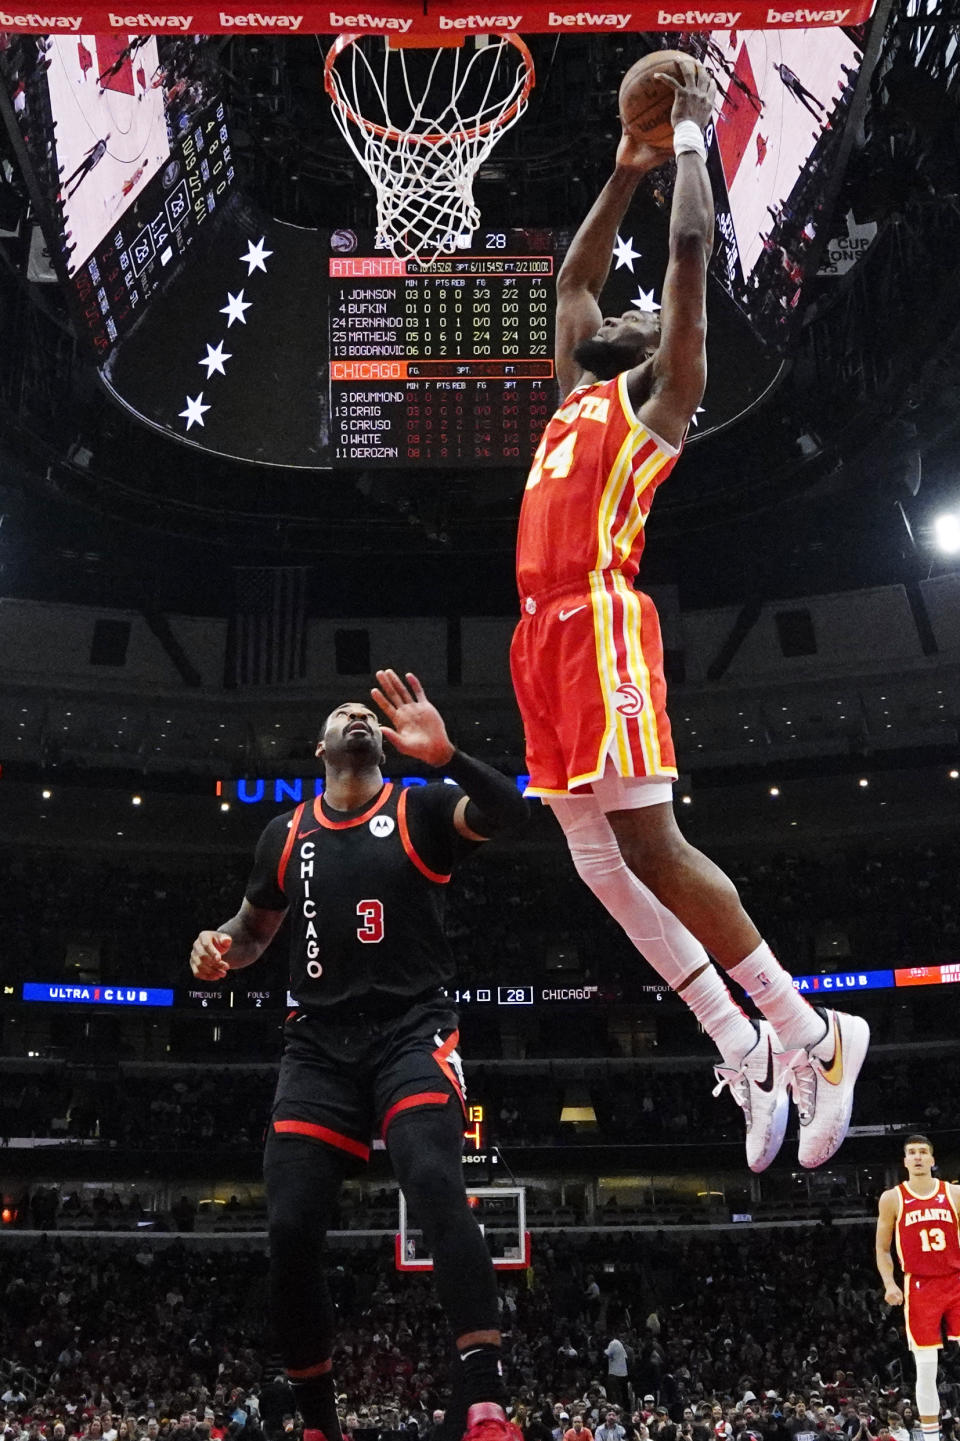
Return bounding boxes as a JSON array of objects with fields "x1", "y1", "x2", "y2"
[
  {"x1": 189, "y1": 899, "x2": 286, "y2": 980},
  {"x1": 635, "y1": 59, "x2": 716, "y2": 449},
  {"x1": 875, "y1": 1187, "x2": 904, "y2": 1305},
  {"x1": 371, "y1": 668, "x2": 528, "y2": 839},
  {"x1": 555, "y1": 137, "x2": 665, "y2": 401}
]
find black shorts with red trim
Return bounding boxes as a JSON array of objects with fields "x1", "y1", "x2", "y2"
[{"x1": 269, "y1": 992, "x2": 466, "y2": 1164}]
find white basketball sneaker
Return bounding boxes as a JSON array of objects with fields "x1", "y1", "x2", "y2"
[
  {"x1": 712, "y1": 1020, "x2": 791, "y2": 1173},
  {"x1": 787, "y1": 1007, "x2": 870, "y2": 1169}
]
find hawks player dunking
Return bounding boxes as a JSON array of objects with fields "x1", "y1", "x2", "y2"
[
  {"x1": 877, "y1": 1134, "x2": 960, "y2": 1441},
  {"x1": 510, "y1": 55, "x2": 869, "y2": 1173},
  {"x1": 189, "y1": 671, "x2": 528, "y2": 1441}
]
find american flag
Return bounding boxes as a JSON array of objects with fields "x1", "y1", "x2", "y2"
[{"x1": 227, "y1": 566, "x2": 309, "y2": 687}]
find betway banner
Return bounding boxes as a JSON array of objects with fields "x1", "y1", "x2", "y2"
[{"x1": 0, "y1": 0, "x2": 875, "y2": 32}]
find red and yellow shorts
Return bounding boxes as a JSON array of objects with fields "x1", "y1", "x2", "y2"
[
  {"x1": 904, "y1": 1271, "x2": 960, "y2": 1349},
  {"x1": 510, "y1": 571, "x2": 677, "y2": 799}
]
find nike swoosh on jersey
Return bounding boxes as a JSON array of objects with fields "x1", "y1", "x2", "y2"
[
  {"x1": 819, "y1": 1018, "x2": 844, "y2": 1085},
  {"x1": 558, "y1": 605, "x2": 588, "y2": 621},
  {"x1": 756, "y1": 1038, "x2": 776, "y2": 1093}
]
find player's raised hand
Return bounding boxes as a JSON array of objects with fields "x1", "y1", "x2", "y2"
[
  {"x1": 190, "y1": 929, "x2": 232, "y2": 981},
  {"x1": 884, "y1": 1282, "x2": 904, "y2": 1307},
  {"x1": 616, "y1": 125, "x2": 670, "y2": 172},
  {"x1": 656, "y1": 56, "x2": 717, "y2": 132},
  {"x1": 371, "y1": 669, "x2": 455, "y2": 768}
]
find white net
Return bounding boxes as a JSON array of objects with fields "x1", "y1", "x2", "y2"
[{"x1": 324, "y1": 34, "x2": 535, "y2": 264}]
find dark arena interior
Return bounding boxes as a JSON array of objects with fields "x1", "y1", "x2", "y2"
[{"x1": 2, "y1": 8, "x2": 960, "y2": 1441}]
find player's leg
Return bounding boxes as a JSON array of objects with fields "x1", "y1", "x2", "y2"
[
  {"x1": 265, "y1": 1024, "x2": 374, "y2": 1441},
  {"x1": 550, "y1": 785, "x2": 789, "y2": 1173},
  {"x1": 589, "y1": 582, "x2": 866, "y2": 1168},
  {"x1": 386, "y1": 1106, "x2": 513, "y2": 1420},
  {"x1": 377, "y1": 1007, "x2": 519, "y2": 1441},
  {"x1": 913, "y1": 1348, "x2": 941, "y2": 1441},
  {"x1": 264, "y1": 1127, "x2": 355, "y2": 1441},
  {"x1": 604, "y1": 794, "x2": 869, "y2": 1167}
]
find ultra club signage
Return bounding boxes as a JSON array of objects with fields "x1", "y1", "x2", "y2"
[{"x1": 0, "y1": 0, "x2": 875, "y2": 31}]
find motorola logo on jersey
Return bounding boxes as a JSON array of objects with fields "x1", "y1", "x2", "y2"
[
  {"x1": 370, "y1": 815, "x2": 395, "y2": 838},
  {"x1": 615, "y1": 683, "x2": 645, "y2": 716}
]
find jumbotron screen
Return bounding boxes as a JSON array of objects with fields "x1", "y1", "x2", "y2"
[
  {"x1": 699, "y1": 26, "x2": 864, "y2": 341},
  {"x1": 0, "y1": 33, "x2": 235, "y2": 354}
]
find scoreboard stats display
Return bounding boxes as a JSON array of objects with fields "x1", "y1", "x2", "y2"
[
  {"x1": 74, "y1": 98, "x2": 235, "y2": 356},
  {"x1": 326, "y1": 229, "x2": 557, "y2": 467}
]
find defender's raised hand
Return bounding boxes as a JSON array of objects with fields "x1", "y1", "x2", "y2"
[{"x1": 371, "y1": 669, "x2": 455, "y2": 768}]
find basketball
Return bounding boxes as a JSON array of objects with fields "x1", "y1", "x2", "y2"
[{"x1": 618, "y1": 51, "x2": 706, "y2": 152}]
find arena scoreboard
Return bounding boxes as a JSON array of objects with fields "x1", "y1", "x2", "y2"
[{"x1": 326, "y1": 229, "x2": 556, "y2": 467}]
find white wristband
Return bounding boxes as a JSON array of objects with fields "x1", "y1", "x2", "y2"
[{"x1": 673, "y1": 118, "x2": 707, "y2": 162}]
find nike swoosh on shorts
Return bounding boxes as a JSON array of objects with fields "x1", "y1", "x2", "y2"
[{"x1": 558, "y1": 606, "x2": 587, "y2": 621}]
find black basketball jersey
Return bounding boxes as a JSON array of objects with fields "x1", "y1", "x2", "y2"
[{"x1": 244, "y1": 780, "x2": 477, "y2": 1011}]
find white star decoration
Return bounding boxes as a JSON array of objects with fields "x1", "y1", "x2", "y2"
[
  {"x1": 199, "y1": 341, "x2": 232, "y2": 378},
  {"x1": 179, "y1": 393, "x2": 210, "y2": 430},
  {"x1": 241, "y1": 236, "x2": 272, "y2": 274},
  {"x1": 613, "y1": 233, "x2": 641, "y2": 271},
  {"x1": 689, "y1": 405, "x2": 706, "y2": 428},
  {"x1": 220, "y1": 290, "x2": 252, "y2": 327},
  {"x1": 631, "y1": 286, "x2": 661, "y2": 313}
]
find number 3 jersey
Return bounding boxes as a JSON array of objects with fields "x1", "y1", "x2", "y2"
[
  {"x1": 244, "y1": 781, "x2": 477, "y2": 1012},
  {"x1": 895, "y1": 1181, "x2": 960, "y2": 1276}
]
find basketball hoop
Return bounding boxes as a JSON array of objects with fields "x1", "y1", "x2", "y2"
[{"x1": 324, "y1": 33, "x2": 535, "y2": 263}]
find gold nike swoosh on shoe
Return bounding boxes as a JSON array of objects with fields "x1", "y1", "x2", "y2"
[{"x1": 819, "y1": 1019, "x2": 844, "y2": 1085}]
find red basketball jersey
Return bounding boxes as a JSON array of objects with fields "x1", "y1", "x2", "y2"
[
  {"x1": 516, "y1": 372, "x2": 680, "y2": 598},
  {"x1": 896, "y1": 1182, "x2": 960, "y2": 1276}
]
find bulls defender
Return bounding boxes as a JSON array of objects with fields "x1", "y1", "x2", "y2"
[
  {"x1": 189, "y1": 670, "x2": 527, "y2": 1441},
  {"x1": 510, "y1": 55, "x2": 868, "y2": 1171},
  {"x1": 877, "y1": 1134, "x2": 960, "y2": 1441}
]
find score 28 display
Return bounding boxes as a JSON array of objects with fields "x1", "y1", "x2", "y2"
[{"x1": 326, "y1": 229, "x2": 558, "y2": 468}]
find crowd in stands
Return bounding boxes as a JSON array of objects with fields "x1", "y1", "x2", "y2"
[
  {"x1": 0, "y1": 1229, "x2": 953, "y2": 1441},
  {"x1": 0, "y1": 1051, "x2": 955, "y2": 1156},
  {"x1": 1, "y1": 835, "x2": 958, "y2": 994}
]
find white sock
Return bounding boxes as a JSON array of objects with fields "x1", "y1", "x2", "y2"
[
  {"x1": 551, "y1": 797, "x2": 758, "y2": 1060},
  {"x1": 727, "y1": 941, "x2": 826, "y2": 1050},
  {"x1": 681, "y1": 965, "x2": 758, "y2": 1066}
]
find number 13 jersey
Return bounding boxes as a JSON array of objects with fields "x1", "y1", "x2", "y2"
[
  {"x1": 244, "y1": 781, "x2": 476, "y2": 1012},
  {"x1": 896, "y1": 1181, "x2": 960, "y2": 1276}
]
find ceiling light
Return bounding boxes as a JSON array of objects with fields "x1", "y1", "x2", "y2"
[
  {"x1": 132, "y1": 795, "x2": 142, "y2": 806},
  {"x1": 933, "y1": 511, "x2": 960, "y2": 554},
  {"x1": 858, "y1": 777, "x2": 869, "y2": 788}
]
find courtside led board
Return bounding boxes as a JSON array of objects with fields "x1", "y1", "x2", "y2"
[{"x1": 0, "y1": 0, "x2": 874, "y2": 34}]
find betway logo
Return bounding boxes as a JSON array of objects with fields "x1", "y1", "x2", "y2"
[
  {"x1": 220, "y1": 8, "x2": 303, "y2": 21},
  {"x1": 108, "y1": 8, "x2": 193, "y2": 22},
  {"x1": 329, "y1": 8, "x2": 414, "y2": 27},
  {"x1": 766, "y1": 5, "x2": 850, "y2": 16},
  {"x1": 439, "y1": 11, "x2": 521, "y2": 26},
  {"x1": 549, "y1": 8, "x2": 633, "y2": 23},
  {"x1": 656, "y1": 7, "x2": 741, "y2": 20},
  {"x1": 0, "y1": 10, "x2": 82, "y2": 25}
]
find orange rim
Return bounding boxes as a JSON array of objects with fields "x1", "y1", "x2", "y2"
[{"x1": 324, "y1": 31, "x2": 535, "y2": 146}]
